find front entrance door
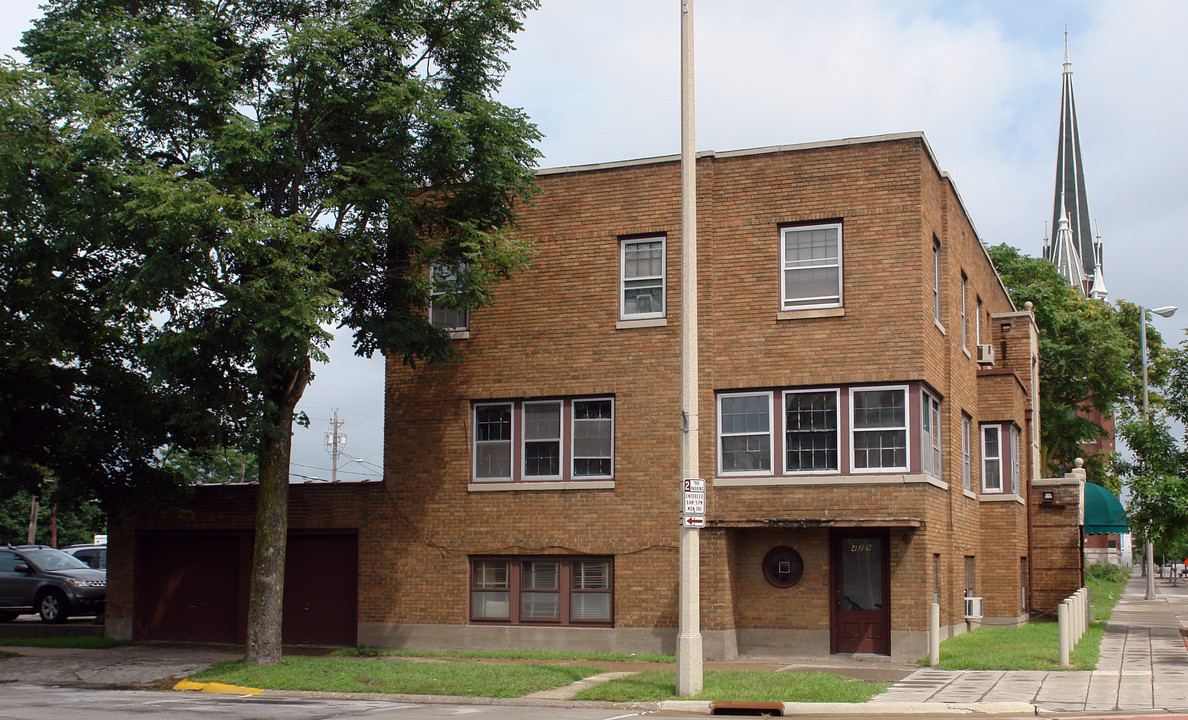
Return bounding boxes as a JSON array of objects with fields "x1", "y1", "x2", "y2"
[{"x1": 831, "y1": 530, "x2": 890, "y2": 655}]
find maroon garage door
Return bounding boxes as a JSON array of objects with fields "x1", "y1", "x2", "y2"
[{"x1": 134, "y1": 531, "x2": 357, "y2": 646}]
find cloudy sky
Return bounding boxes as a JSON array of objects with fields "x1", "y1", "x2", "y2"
[{"x1": 4, "y1": 1, "x2": 1186, "y2": 479}]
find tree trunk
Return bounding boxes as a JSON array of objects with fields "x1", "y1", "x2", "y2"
[{"x1": 245, "y1": 360, "x2": 310, "y2": 665}]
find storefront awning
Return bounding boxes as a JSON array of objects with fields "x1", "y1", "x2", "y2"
[{"x1": 1083, "y1": 482, "x2": 1128, "y2": 535}]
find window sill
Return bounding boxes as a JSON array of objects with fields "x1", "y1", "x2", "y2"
[
  {"x1": 934, "y1": 320, "x2": 946, "y2": 335},
  {"x1": 777, "y1": 307, "x2": 845, "y2": 321},
  {"x1": 469, "y1": 480, "x2": 615, "y2": 492},
  {"x1": 714, "y1": 473, "x2": 946, "y2": 490},
  {"x1": 963, "y1": 488, "x2": 977, "y2": 500},
  {"x1": 448, "y1": 330, "x2": 470, "y2": 340},
  {"x1": 962, "y1": 346, "x2": 971, "y2": 359},
  {"x1": 616, "y1": 317, "x2": 667, "y2": 329},
  {"x1": 979, "y1": 492, "x2": 1024, "y2": 505}
]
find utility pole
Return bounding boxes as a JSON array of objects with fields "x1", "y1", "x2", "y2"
[
  {"x1": 676, "y1": 0, "x2": 703, "y2": 697},
  {"x1": 325, "y1": 409, "x2": 347, "y2": 483}
]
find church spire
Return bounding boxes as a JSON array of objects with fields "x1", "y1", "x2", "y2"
[{"x1": 1050, "y1": 33, "x2": 1102, "y2": 297}]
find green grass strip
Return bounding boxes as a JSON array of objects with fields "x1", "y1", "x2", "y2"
[
  {"x1": 931, "y1": 620, "x2": 1104, "y2": 670},
  {"x1": 191, "y1": 657, "x2": 604, "y2": 698},
  {"x1": 333, "y1": 647, "x2": 673, "y2": 663},
  {"x1": 0, "y1": 636, "x2": 125, "y2": 649},
  {"x1": 574, "y1": 669, "x2": 888, "y2": 703}
]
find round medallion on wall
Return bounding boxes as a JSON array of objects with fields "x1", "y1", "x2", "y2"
[{"x1": 762, "y1": 546, "x2": 804, "y2": 588}]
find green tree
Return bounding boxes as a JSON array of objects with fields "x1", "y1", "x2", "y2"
[
  {"x1": 986, "y1": 244, "x2": 1137, "y2": 485},
  {"x1": 163, "y1": 445, "x2": 259, "y2": 485},
  {"x1": 19, "y1": 0, "x2": 540, "y2": 664},
  {"x1": 0, "y1": 489, "x2": 105, "y2": 547}
]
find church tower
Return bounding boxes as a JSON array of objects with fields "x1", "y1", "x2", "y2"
[{"x1": 1043, "y1": 34, "x2": 1106, "y2": 299}]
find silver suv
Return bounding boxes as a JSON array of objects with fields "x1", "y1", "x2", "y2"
[{"x1": 0, "y1": 546, "x2": 106, "y2": 623}]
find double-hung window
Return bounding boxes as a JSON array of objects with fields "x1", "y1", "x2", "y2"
[
  {"x1": 961, "y1": 414, "x2": 972, "y2": 491},
  {"x1": 932, "y1": 239, "x2": 941, "y2": 324},
  {"x1": 783, "y1": 390, "x2": 839, "y2": 473},
  {"x1": 473, "y1": 398, "x2": 614, "y2": 482},
  {"x1": 470, "y1": 556, "x2": 613, "y2": 625},
  {"x1": 621, "y1": 236, "x2": 666, "y2": 319},
  {"x1": 981, "y1": 425, "x2": 1002, "y2": 492},
  {"x1": 850, "y1": 387, "x2": 908, "y2": 472},
  {"x1": 960, "y1": 273, "x2": 968, "y2": 348},
  {"x1": 921, "y1": 390, "x2": 942, "y2": 479},
  {"x1": 780, "y1": 223, "x2": 841, "y2": 310},
  {"x1": 718, "y1": 392, "x2": 773, "y2": 475},
  {"x1": 429, "y1": 262, "x2": 468, "y2": 332},
  {"x1": 1008, "y1": 425, "x2": 1020, "y2": 494}
]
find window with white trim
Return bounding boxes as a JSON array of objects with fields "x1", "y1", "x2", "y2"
[
  {"x1": 981, "y1": 425, "x2": 1002, "y2": 492},
  {"x1": 932, "y1": 239, "x2": 941, "y2": 323},
  {"x1": 783, "y1": 390, "x2": 839, "y2": 473},
  {"x1": 780, "y1": 223, "x2": 841, "y2": 310},
  {"x1": 470, "y1": 556, "x2": 613, "y2": 625},
  {"x1": 851, "y1": 387, "x2": 908, "y2": 472},
  {"x1": 1009, "y1": 425, "x2": 1020, "y2": 494},
  {"x1": 429, "y1": 262, "x2": 468, "y2": 331},
  {"x1": 921, "y1": 390, "x2": 942, "y2": 479},
  {"x1": 472, "y1": 398, "x2": 614, "y2": 482},
  {"x1": 960, "y1": 273, "x2": 968, "y2": 348},
  {"x1": 621, "y1": 236, "x2": 665, "y2": 319},
  {"x1": 718, "y1": 392, "x2": 773, "y2": 475},
  {"x1": 976, "y1": 297, "x2": 983, "y2": 343},
  {"x1": 961, "y1": 413, "x2": 972, "y2": 492}
]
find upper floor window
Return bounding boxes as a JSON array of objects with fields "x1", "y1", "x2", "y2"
[
  {"x1": 1008, "y1": 425, "x2": 1020, "y2": 494},
  {"x1": 960, "y1": 273, "x2": 968, "y2": 349},
  {"x1": 976, "y1": 297, "x2": 983, "y2": 344},
  {"x1": 932, "y1": 239, "x2": 941, "y2": 324},
  {"x1": 780, "y1": 223, "x2": 841, "y2": 310},
  {"x1": 851, "y1": 386, "x2": 908, "y2": 472},
  {"x1": 981, "y1": 425, "x2": 1002, "y2": 492},
  {"x1": 921, "y1": 390, "x2": 942, "y2": 479},
  {"x1": 430, "y1": 262, "x2": 468, "y2": 332},
  {"x1": 621, "y1": 236, "x2": 666, "y2": 319},
  {"x1": 473, "y1": 397, "x2": 614, "y2": 482},
  {"x1": 783, "y1": 390, "x2": 839, "y2": 473},
  {"x1": 718, "y1": 392, "x2": 773, "y2": 475},
  {"x1": 961, "y1": 413, "x2": 973, "y2": 492}
]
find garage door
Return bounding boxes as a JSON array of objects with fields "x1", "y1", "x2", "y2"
[{"x1": 134, "y1": 531, "x2": 357, "y2": 646}]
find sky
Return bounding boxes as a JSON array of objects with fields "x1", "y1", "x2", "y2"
[{"x1": 3, "y1": 0, "x2": 1187, "y2": 480}]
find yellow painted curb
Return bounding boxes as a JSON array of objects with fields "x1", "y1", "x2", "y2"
[{"x1": 172, "y1": 679, "x2": 263, "y2": 695}]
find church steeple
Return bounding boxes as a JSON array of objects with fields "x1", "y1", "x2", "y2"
[{"x1": 1049, "y1": 33, "x2": 1103, "y2": 298}]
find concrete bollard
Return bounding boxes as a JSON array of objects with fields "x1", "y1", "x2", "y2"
[
  {"x1": 930, "y1": 602, "x2": 940, "y2": 667},
  {"x1": 1058, "y1": 601, "x2": 1070, "y2": 667}
]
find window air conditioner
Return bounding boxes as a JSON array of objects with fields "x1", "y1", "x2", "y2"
[
  {"x1": 964, "y1": 596, "x2": 984, "y2": 619},
  {"x1": 976, "y1": 344, "x2": 995, "y2": 365}
]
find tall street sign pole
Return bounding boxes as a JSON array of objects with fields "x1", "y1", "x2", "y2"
[{"x1": 676, "y1": 0, "x2": 703, "y2": 697}]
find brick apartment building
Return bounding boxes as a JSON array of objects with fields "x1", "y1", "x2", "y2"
[{"x1": 106, "y1": 132, "x2": 1084, "y2": 660}]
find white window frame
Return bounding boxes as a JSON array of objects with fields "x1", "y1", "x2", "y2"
[
  {"x1": 780, "y1": 222, "x2": 842, "y2": 310},
  {"x1": 922, "y1": 390, "x2": 942, "y2": 480},
  {"x1": 960, "y1": 273, "x2": 968, "y2": 349},
  {"x1": 572, "y1": 397, "x2": 614, "y2": 478},
  {"x1": 961, "y1": 413, "x2": 972, "y2": 492},
  {"x1": 522, "y1": 400, "x2": 564, "y2": 480},
  {"x1": 473, "y1": 402, "x2": 514, "y2": 482},
  {"x1": 976, "y1": 297, "x2": 983, "y2": 344},
  {"x1": 782, "y1": 389, "x2": 840, "y2": 475},
  {"x1": 1009, "y1": 425, "x2": 1020, "y2": 495},
  {"x1": 932, "y1": 239, "x2": 941, "y2": 324},
  {"x1": 429, "y1": 261, "x2": 469, "y2": 332},
  {"x1": 620, "y1": 236, "x2": 666, "y2": 320},
  {"x1": 981, "y1": 425, "x2": 1002, "y2": 492},
  {"x1": 717, "y1": 391, "x2": 774, "y2": 476},
  {"x1": 849, "y1": 385, "x2": 910, "y2": 473}
]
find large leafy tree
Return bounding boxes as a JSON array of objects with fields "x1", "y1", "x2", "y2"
[
  {"x1": 986, "y1": 244, "x2": 1139, "y2": 483},
  {"x1": 18, "y1": 0, "x2": 540, "y2": 664}
]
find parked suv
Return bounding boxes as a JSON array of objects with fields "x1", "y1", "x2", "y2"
[
  {"x1": 0, "y1": 545, "x2": 106, "y2": 623},
  {"x1": 63, "y1": 544, "x2": 107, "y2": 570}
]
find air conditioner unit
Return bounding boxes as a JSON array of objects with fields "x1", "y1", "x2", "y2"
[
  {"x1": 976, "y1": 344, "x2": 995, "y2": 365},
  {"x1": 964, "y1": 596, "x2": 984, "y2": 619}
]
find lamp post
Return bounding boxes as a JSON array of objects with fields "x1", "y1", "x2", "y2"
[{"x1": 1139, "y1": 304, "x2": 1176, "y2": 600}]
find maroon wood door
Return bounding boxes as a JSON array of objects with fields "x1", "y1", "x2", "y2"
[
  {"x1": 831, "y1": 530, "x2": 890, "y2": 655},
  {"x1": 282, "y1": 533, "x2": 358, "y2": 646}
]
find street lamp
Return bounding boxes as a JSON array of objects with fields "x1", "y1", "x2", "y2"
[{"x1": 1139, "y1": 304, "x2": 1176, "y2": 600}]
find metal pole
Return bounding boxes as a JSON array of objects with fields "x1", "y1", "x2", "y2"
[
  {"x1": 1141, "y1": 307, "x2": 1157, "y2": 600},
  {"x1": 675, "y1": 0, "x2": 703, "y2": 697}
]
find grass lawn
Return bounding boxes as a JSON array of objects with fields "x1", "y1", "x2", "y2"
[
  {"x1": 1087, "y1": 572, "x2": 1128, "y2": 621},
  {"x1": 932, "y1": 620, "x2": 1104, "y2": 670},
  {"x1": 335, "y1": 647, "x2": 674, "y2": 663},
  {"x1": 0, "y1": 636, "x2": 125, "y2": 649},
  {"x1": 574, "y1": 668, "x2": 888, "y2": 703},
  {"x1": 190, "y1": 656, "x2": 605, "y2": 698}
]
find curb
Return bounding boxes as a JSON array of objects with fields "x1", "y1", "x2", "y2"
[
  {"x1": 660, "y1": 700, "x2": 1039, "y2": 716},
  {"x1": 173, "y1": 680, "x2": 263, "y2": 695}
]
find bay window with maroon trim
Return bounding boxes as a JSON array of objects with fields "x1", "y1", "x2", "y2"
[{"x1": 469, "y1": 556, "x2": 614, "y2": 626}]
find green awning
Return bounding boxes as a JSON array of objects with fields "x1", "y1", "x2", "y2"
[{"x1": 1083, "y1": 482, "x2": 1128, "y2": 535}]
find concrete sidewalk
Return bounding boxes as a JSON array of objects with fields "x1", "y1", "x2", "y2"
[{"x1": 870, "y1": 573, "x2": 1188, "y2": 713}]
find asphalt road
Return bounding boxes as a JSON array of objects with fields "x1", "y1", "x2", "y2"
[{"x1": 0, "y1": 685, "x2": 650, "y2": 720}]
